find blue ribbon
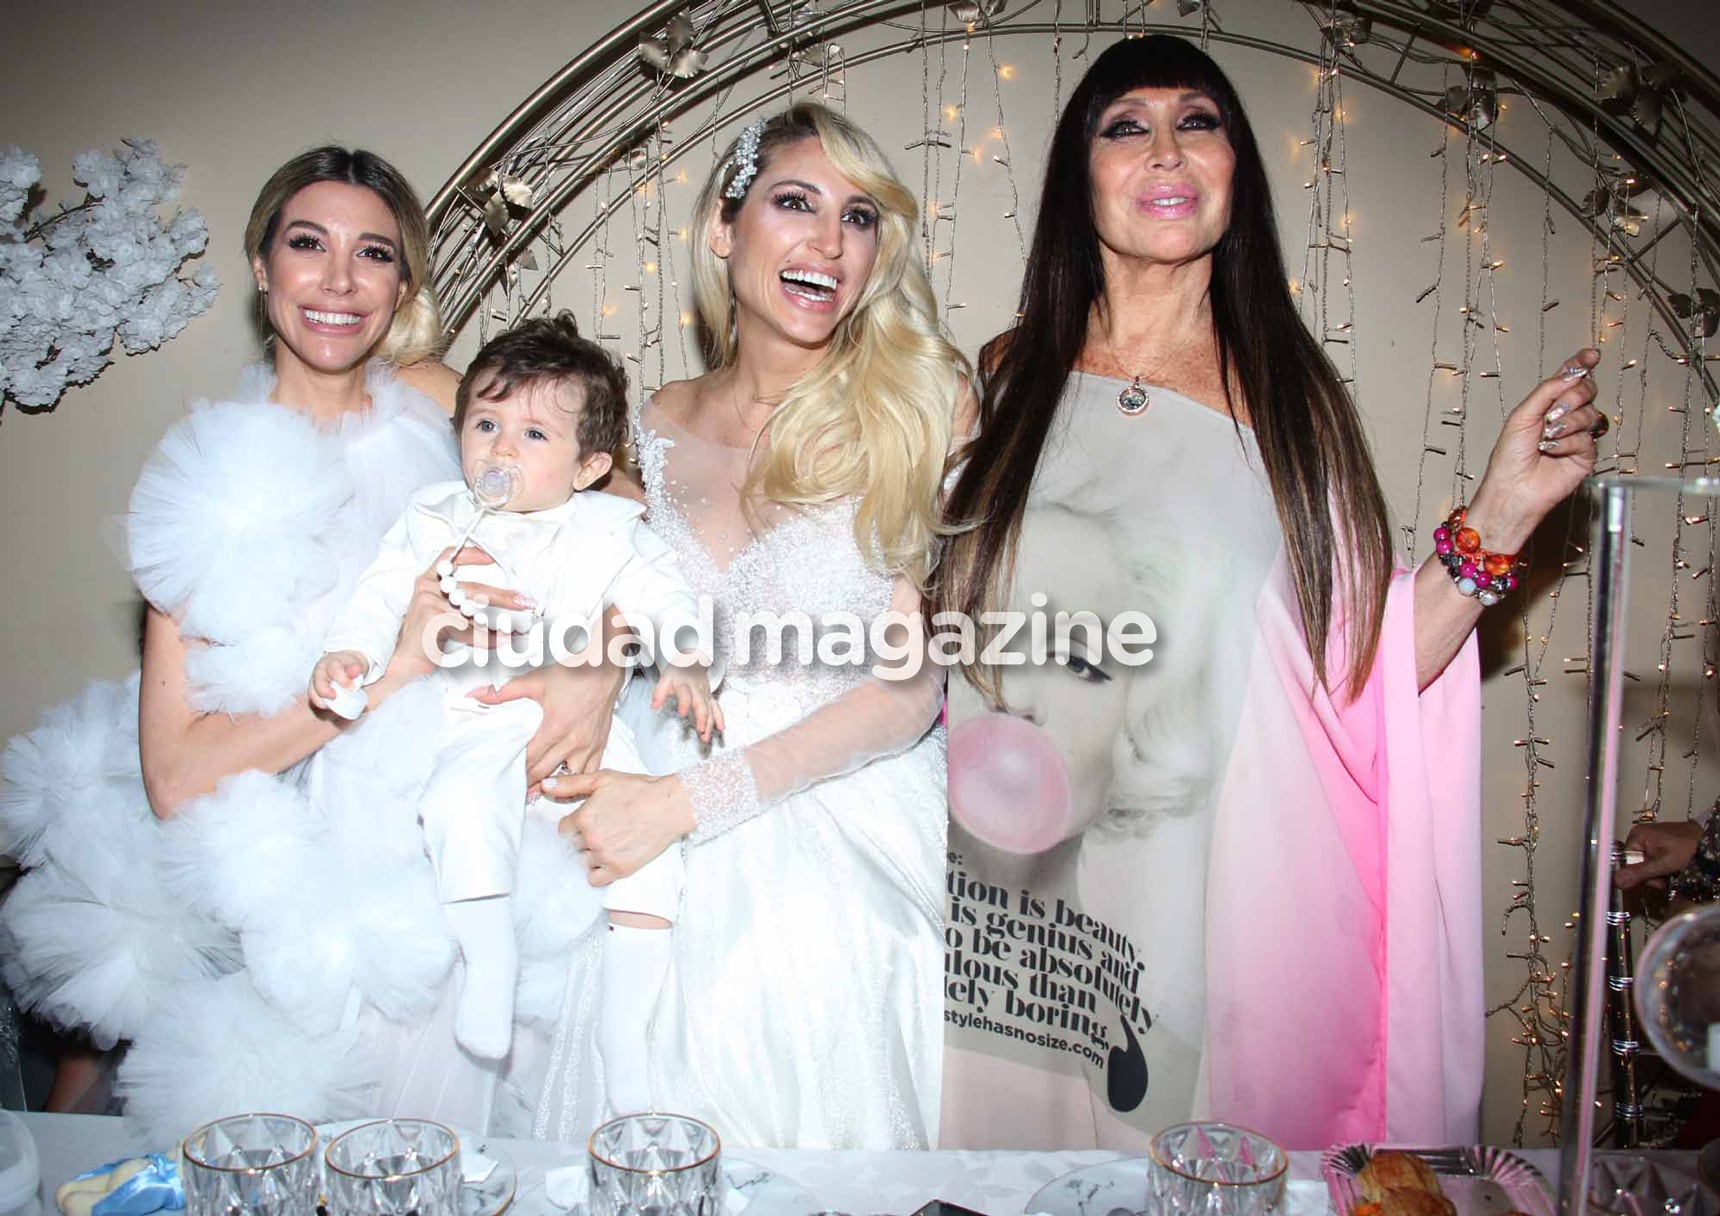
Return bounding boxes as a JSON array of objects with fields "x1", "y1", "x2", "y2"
[{"x1": 70, "y1": 1155, "x2": 185, "y2": 1216}]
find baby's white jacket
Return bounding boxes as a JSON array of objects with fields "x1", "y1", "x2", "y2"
[{"x1": 324, "y1": 480, "x2": 704, "y2": 684}]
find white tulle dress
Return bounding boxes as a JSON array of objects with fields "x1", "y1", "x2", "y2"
[
  {"x1": 614, "y1": 398, "x2": 948, "y2": 1149},
  {"x1": 0, "y1": 363, "x2": 604, "y2": 1144}
]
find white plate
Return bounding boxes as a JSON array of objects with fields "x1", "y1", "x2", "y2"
[
  {"x1": 1025, "y1": 1157, "x2": 1150, "y2": 1216},
  {"x1": 721, "y1": 1158, "x2": 821, "y2": 1216},
  {"x1": 314, "y1": 1120, "x2": 517, "y2": 1216},
  {"x1": 1027, "y1": 1158, "x2": 1325, "y2": 1216}
]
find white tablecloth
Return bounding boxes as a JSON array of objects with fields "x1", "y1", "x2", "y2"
[{"x1": 17, "y1": 1113, "x2": 1561, "y2": 1216}]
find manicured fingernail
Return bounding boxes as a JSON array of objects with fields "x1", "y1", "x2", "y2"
[
  {"x1": 1560, "y1": 365, "x2": 1590, "y2": 380},
  {"x1": 1544, "y1": 420, "x2": 1569, "y2": 439},
  {"x1": 517, "y1": 593, "x2": 537, "y2": 608},
  {"x1": 1545, "y1": 402, "x2": 1570, "y2": 423},
  {"x1": 1538, "y1": 438, "x2": 1558, "y2": 452},
  {"x1": 543, "y1": 776, "x2": 558, "y2": 789}
]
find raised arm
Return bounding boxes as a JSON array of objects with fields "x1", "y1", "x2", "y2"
[{"x1": 1412, "y1": 348, "x2": 1601, "y2": 690}]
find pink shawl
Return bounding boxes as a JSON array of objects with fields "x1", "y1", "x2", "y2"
[{"x1": 1202, "y1": 563, "x2": 1484, "y2": 1147}]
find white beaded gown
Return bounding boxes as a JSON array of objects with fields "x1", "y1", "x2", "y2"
[{"x1": 620, "y1": 397, "x2": 947, "y2": 1149}]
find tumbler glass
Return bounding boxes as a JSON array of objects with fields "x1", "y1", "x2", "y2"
[
  {"x1": 587, "y1": 1113, "x2": 722, "y2": 1216},
  {"x1": 323, "y1": 1119, "x2": 462, "y2": 1216},
  {"x1": 1148, "y1": 1121, "x2": 1288, "y2": 1216},
  {"x1": 181, "y1": 1113, "x2": 320, "y2": 1216}
]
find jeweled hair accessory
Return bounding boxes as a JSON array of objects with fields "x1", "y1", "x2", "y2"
[{"x1": 723, "y1": 119, "x2": 767, "y2": 200}]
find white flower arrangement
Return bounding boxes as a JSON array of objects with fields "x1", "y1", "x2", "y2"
[{"x1": 0, "y1": 138, "x2": 219, "y2": 415}]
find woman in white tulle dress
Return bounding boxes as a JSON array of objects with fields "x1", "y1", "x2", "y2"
[
  {"x1": 0, "y1": 148, "x2": 618, "y2": 1142},
  {"x1": 544, "y1": 103, "x2": 970, "y2": 1149}
]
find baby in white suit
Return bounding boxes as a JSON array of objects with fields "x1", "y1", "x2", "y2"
[{"x1": 310, "y1": 314, "x2": 719, "y2": 1110}]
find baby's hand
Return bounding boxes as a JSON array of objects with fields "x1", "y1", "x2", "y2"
[
  {"x1": 310, "y1": 650, "x2": 369, "y2": 715},
  {"x1": 652, "y1": 663, "x2": 724, "y2": 744}
]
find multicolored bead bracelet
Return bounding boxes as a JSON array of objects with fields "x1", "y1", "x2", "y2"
[{"x1": 1434, "y1": 506, "x2": 1524, "y2": 608}]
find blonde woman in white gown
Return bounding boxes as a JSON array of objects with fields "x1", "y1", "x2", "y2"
[{"x1": 545, "y1": 103, "x2": 971, "y2": 1149}]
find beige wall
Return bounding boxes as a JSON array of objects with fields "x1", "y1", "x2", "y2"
[
  {"x1": 0, "y1": 0, "x2": 631, "y2": 731},
  {"x1": 4, "y1": 0, "x2": 1717, "y2": 1146}
]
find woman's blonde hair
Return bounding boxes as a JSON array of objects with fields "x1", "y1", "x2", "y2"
[
  {"x1": 690, "y1": 103, "x2": 968, "y2": 588},
  {"x1": 243, "y1": 146, "x2": 444, "y2": 366}
]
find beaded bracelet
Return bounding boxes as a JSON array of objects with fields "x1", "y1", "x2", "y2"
[{"x1": 1433, "y1": 506, "x2": 1525, "y2": 608}]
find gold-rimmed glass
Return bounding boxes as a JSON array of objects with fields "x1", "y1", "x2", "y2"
[
  {"x1": 1148, "y1": 1121, "x2": 1288, "y2": 1216},
  {"x1": 323, "y1": 1119, "x2": 461, "y2": 1216},
  {"x1": 587, "y1": 1113, "x2": 722, "y2": 1216},
  {"x1": 181, "y1": 1113, "x2": 319, "y2": 1216}
]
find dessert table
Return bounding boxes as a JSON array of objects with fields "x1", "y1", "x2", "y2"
[{"x1": 16, "y1": 1113, "x2": 1564, "y2": 1216}]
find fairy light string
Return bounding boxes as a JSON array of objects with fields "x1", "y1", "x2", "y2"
[{"x1": 432, "y1": 0, "x2": 1720, "y2": 1144}]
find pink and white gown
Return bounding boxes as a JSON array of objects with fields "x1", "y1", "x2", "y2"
[{"x1": 939, "y1": 373, "x2": 1484, "y2": 1151}]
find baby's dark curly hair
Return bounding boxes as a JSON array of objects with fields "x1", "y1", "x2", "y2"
[{"x1": 453, "y1": 311, "x2": 628, "y2": 457}]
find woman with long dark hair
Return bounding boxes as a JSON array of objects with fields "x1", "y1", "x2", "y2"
[{"x1": 937, "y1": 36, "x2": 1602, "y2": 1149}]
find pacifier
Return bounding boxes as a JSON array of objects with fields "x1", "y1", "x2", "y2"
[
  {"x1": 437, "y1": 461, "x2": 523, "y2": 582},
  {"x1": 436, "y1": 460, "x2": 532, "y2": 631},
  {"x1": 472, "y1": 460, "x2": 522, "y2": 510}
]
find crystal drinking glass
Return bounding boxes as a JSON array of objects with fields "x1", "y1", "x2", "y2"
[
  {"x1": 323, "y1": 1119, "x2": 462, "y2": 1216},
  {"x1": 181, "y1": 1113, "x2": 319, "y2": 1216},
  {"x1": 587, "y1": 1113, "x2": 722, "y2": 1216},
  {"x1": 1148, "y1": 1121, "x2": 1288, "y2": 1216}
]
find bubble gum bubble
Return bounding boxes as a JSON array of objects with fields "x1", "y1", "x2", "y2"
[{"x1": 947, "y1": 711, "x2": 1074, "y2": 854}]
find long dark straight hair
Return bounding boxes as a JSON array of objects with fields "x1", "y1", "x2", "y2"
[{"x1": 936, "y1": 34, "x2": 1392, "y2": 702}]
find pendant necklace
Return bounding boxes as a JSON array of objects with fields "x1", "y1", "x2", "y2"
[{"x1": 1102, "y1": 326, "x2": 1156, "y2": 416}]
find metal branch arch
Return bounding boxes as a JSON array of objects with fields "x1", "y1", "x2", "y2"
[
  {"x1": 425, "y1": 0, "x2": 1720, "y2": 1153},
  {"x1": 427, "y1": 0, "x2": 1720, "y2": 399}
]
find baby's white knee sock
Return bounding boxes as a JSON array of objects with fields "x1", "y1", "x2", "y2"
[
  {"x1": 446, "y1": 895, "x2": 516, "y2": 1061},
  {"x1": 598, "y1": 922, "x2": 673, "y2": 1115}
]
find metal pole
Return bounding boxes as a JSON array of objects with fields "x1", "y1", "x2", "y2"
[
  {"x1": 1605, "y1": 847, "x2": 1643, "y2": 1148},
  {"x1": 1562, "y1": 479, "x2": 1633, "y2": 1215}
]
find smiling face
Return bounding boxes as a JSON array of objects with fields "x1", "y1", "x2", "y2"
[
  {"x1": 457, "y1": 374, "x2": 613, "y2": 513},
  {"x1": 252, "y1": 180, "x2": 407, "y2": 376},
  {"x1": 709, "y1": 136, "x2": 883, "y2": 352},
  {"x1": 1087, "y1": 87, "x2": 1235, "y2": 271}
]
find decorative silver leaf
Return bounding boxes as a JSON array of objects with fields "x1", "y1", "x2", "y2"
[
  {"x1": 639, "y1": 10, "x2": 707, "y2": 78},
  {"x1": 480, "y1": 171, "x2": 534, "y2": 209},
  {"x1": 1442, "y1": 70, "x2": 1496, "y2": 131},
  {"x1": 948, "y1": 0, "x2": 1005, "y2": 22},
  {"x1": 482, "y1": 194, "x2": 509, "y2": 238},
  {"x1": 1598, "y1": 63, "x2": 1638, "y2": 110},
  {"x1": 639, "y1": 38, "x2": 672, "y2": 72},
  {"x1": 664, "y1": 46, "x2": 708, "y2": 79},
  {"x1": 1609, "y1": 204, "x2": 1647, "y2": 237},
  {"x1": 1670, "y1": 290, "x2": 1720, "y2": 338},
  {"x1": 1632, "y1": 88, "x2": 1663, "y2": 140},
  {"x1": 1323, "y1": 13, "x2": 1370, "y2": 44},
  {"x1": 665, "y1": 11, "x2": 696, "y2": 49}
]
